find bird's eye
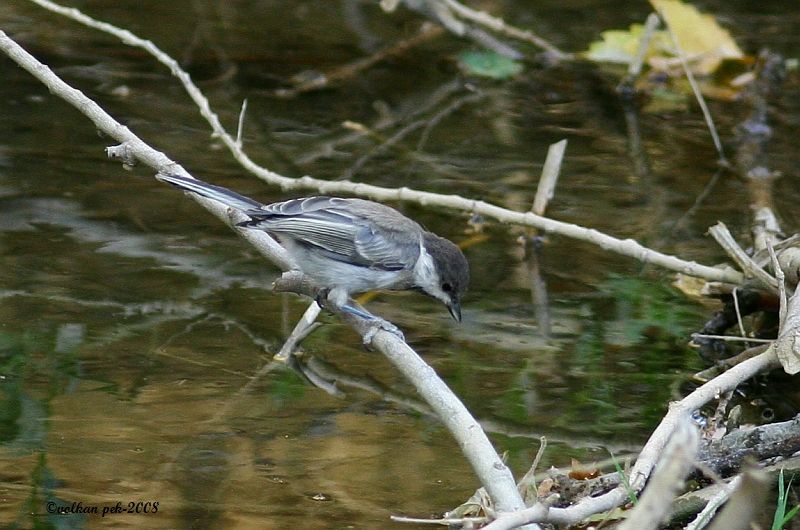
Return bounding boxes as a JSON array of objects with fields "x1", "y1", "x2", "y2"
[{"x1": 441, "y1": 282, "x2": 452, "y2": 292}]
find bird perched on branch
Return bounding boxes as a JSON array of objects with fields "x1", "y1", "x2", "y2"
[{"x1": 157, "y1": 174, "x2": 469, "y2": 336}]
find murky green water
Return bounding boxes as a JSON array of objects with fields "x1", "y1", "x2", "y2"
[{"x1": 1, "y1": 1, "x2": 799, "y2": 528}]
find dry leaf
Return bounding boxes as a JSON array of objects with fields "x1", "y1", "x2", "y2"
[
  {"x1": 568, "y1": 458, "x2": 601, "y2": 480},
  {"x1": 650, "y1": 0, "x2": 743, "y2": 75}
]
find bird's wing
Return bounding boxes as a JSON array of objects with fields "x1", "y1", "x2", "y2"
[{"x1": 241, "y1": 197, "x2": 420, "y2": 271}]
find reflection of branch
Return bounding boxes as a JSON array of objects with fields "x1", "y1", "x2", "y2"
[
  {"x1": 300, "y1": 356, "x2": 642, "y2": 453},
  {"x1": 341, "y1": 89, "x2": 485, "y2": 179},
  {"x1": 0, "y1": 29, "x2": 530, "y2": 518},
  {"x1": 656, "y1": 8, "x2": 726, "y2": 165},
  {"x1": 276, "y1": 23, "x2": 444, "y2": 98},
  {"x1": 24, "y1": 0, "x2": 744, "y2": 286},
  {"x1": 297, "y1": 78, "x2": 463, "y2": 165}
]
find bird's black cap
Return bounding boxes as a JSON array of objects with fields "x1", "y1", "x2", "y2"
[{"x1": 422, "y1": 232, "x2": 469, "y2": 321}]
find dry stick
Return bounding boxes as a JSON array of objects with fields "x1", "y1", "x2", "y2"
[
  {"x1": 706, "y1": 467, "x2": 771, "y2": 530},
  {"x1": 527, "y1": 139, "x2": 566, "y2": 337},
  {"x1": 617, "y1": 12, "x2": 661, "y2": 93},
  {"x1": 731, "y1": 287, "x2": 749, "y2": 345},
  {"x1": 627, "y1": 13, "x2": 660, "y2": 79},
  {"x1": 691, "y1": 334, "x2": 773, "y2": 344},
  {"x1": 391, "y1": 515, "x2": 487, "y2": 526},
  {"x1": 708, "y1": 222, "x2": 777, "y2": 291},
  {"x1": 656, "y1": 8, "x2": 726, "y2": 165},
  {"x1": 517, "y1": 437, "x2": 548, "y2": 504},
  {"x1": 617, "y1": 419, "x2": 699, "y2": 530},
  {"x1": 531, "y1": 139, "x2": 566, "y2": 217},
  {"x1": 685, "y1": 475, "x2": 741, "y2": 530},
  {"x1": 26, "y1": 0, "x2": 744, "y2": 287},
  {"x1": 0, "y1": 30, "x2": 534, "y2": 519},
  {"x1": 482, "y1": 347, "x2": 781, "y2": 529},
  {"x1": 768, "y1": 243, "x2": 788, "y2": 326},
  {"x1": 274, "y1": 301, "x2": 322, "y2": 361},
  {"x1": 235, "y1": 98, "x2": 248, "y2": 148}
]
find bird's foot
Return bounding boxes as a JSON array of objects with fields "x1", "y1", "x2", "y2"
[
  {"x1": 362, "y1": 316, "x2": 405, "y2": 346},
  {"x1": 315, "y1": 287, "x2": 405, "y2": 345}
]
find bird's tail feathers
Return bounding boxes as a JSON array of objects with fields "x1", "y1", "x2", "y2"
[{"x1": 157, "y1": 174, "x2": 263, "y2": 211}]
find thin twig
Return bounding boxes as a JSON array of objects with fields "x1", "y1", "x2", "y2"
[
  {"x1": 656, "y1": 8, "x2": 726, "y2": 165},
  {"x1": 685, "y1": 476, "x2": 742, "y2": 530},
  {"x1": 768, "y1": 243, "x2": 788, "y2": 326},
  {"x1": 531, "y1": 139, "x2": 566, "y2": 216},
  {"x1": 517, "y1": 437, "x2": 547, "y2": 503},
  {"x1": 391, "y1": 514, "x2": 488, "y2": 525},
  {"x1": 618, "y1": 12, "x2": 661, "y2": 94},
  {"x1": 731, "y1": 287, "x2": 749, "y2": 346},
  {"x1": 628, "y1": 13, "x2": 660, "y2": 78},
  {"x1": 274, "y1": 301, "x2": 323, "y2": 361},
  {"x1": 276, "y1": 23, "x2": 445, "y2": 98},
  {"x1": 235, "y1": 98, "x2": 247, "y2": 148},
  {"x1": 691, "y1": 334, "x2": 773, "y2": 344}
]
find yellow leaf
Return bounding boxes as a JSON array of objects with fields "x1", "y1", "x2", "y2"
[{"x1": 650, "y1": 0, "x2": 743, "y2": 75}]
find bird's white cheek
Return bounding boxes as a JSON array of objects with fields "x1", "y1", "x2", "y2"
[{"x1": 412, "y1": 248, "x2": 441, "y2": 294}]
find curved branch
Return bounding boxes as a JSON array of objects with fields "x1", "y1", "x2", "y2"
[
  {"x1": 0, "y1": 29, "x2": 532, "y2": 519},
  {"x1": 26, "y1": 0, "x2": 742, "y2": 286}
]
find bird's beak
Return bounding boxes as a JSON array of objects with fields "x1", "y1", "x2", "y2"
[{"x1": 447, "y1": 300, "x2": 462, "y2": 322}]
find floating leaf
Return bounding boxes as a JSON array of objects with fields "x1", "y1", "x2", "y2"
[
  {"x1": 586, "y1": 24, "x2": 669, "y2": 65},
  {"x1": 584, "y1": 0, "x2": 744, "y2": 76},
  {"x1": 651, "y1": 0, "x2": 743, "y2": 75},
  {"x1": 458, "y1": 50, "x2": 523, "y2": 80}
]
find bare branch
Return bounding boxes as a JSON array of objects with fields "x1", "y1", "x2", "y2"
[
  {"x1": 708, "y1": 222, "x2": 777, "y2": 291},
  {"x1": 439, "y1": 0, "x2": 571, "y2": 60},
  {"x1": 0, "y1": 27, "x2": 531, "y2": 518},
  {"x1": 24, "y1": 0, "x2": 743, "y2": 286},
  {"x1": 618, "y1": 419, "x2": 699, "y2": 530},
  {"x1": 706, "y1": 466, "x2": 771, "y2": 530}
]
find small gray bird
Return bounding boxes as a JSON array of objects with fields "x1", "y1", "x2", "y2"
[{"x1": 158, "y1": 175, "x2": 469, "y2": 323}]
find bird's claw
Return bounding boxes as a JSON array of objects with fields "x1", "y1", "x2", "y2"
[
  {"x1": 363, "y1": 318, "x2": 405, "y2": 346},
  {"x1": 314, "y1": 288, "x2": 405, "y2": 345}
]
